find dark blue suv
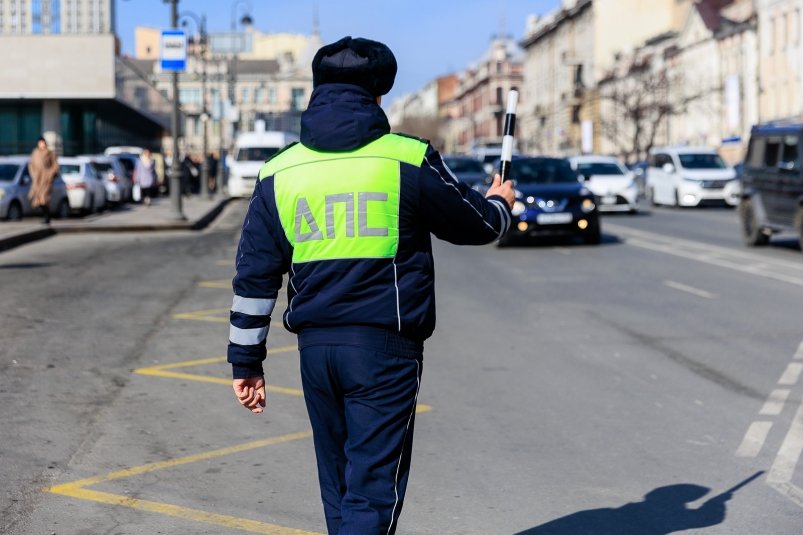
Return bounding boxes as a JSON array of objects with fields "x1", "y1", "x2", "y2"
[{"x1": 739, "y1": 122, "x2": 803, "y2": 250}]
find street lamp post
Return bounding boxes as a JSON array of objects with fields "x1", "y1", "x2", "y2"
[
  {"x1": 227, "y1": 0, "x2": 254, "y2": 164},
  {"x1": 164, "y1": 0, "x2": 185, "y2": 220},
  {"x1": 181, "y1": 11, "x2": 211, "y2": 199}
]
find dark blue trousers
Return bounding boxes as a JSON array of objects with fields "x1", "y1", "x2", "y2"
[{"x1": 298, "y1": 327, "x2": 424, "y2": 535}]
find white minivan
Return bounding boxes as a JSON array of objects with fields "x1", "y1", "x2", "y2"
[
  {"x1": 227, "y1": 129, "x2": 299, "y2": 198},
  {"x1": 647, "y1": 147, "x2": 740, "y2": 207}
]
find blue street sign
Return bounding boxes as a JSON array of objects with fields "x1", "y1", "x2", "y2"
[{"x1": 160, "y1": 29, "x2": 187, "y2": 72}]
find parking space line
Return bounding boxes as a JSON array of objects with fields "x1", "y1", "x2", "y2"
[
  {"x1": 768, "y1": 401, "x2": 803, "y2": 486},
  {"x1": 133, "y1": 348, "x2": 432, "y2": 412},
  {"x1": 795, "y1": 341, "x2": 803, "y2": 360},
  {"x1": 778, "y1": 363, "x2": 803, "y2": 386},
  {"x1": 663, "y1": 280, "x2": 717, "y2": 299},
  {"x1": 760, "y1": 389, "x2": 792, "y2": 416},
  {"x1": 47, "y1": 432, "x2": 321, "y2": 535},
  {"x1": 735, "y1": 421, "x2": 773, "y2": 458}
]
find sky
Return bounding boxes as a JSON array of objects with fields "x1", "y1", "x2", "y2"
[{"x1": 116, "y1": 0, "x2": 560, "y2": 106}]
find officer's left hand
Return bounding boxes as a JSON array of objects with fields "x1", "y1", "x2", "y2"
[{"x1": 232, "y1": 377, "x2": 266, "y2": 414}]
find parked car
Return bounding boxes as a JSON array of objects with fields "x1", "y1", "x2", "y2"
[
  {"x1": 0, "y1": 156, "x2": 70, "y2": 220},
  {"x1": 646, "y1": 147, "x2": 740, "y2": 207},
  {"x1": 570, "y1": 155, "x2": 640, "y2": 213},
  {"x1": 442, "y1": 155, "x2": 489, "y2": 188},
  {"x1": 493, "y1": 156, "x2": 601, "y2": 246},
  {"x1": 85, "y1": 155, "x2": 132, "y2": 204},
  {"x1": 227, "y1": 130, "x2": 298, "y2": 198},
  {"x1": 58, "y1": 157, "x2": 107, "y2": 214},
  {"x1": 738, "y1": 121, "x2": 803, "y2": 249}
]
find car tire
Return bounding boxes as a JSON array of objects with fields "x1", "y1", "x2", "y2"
[
  {"x1": 7, "y1": 200, "x2": 23, "y2": 221},
  {"x1": 648, "y1": 187, "x2": 658, "y2": 207},
  {"x1": 84, "y1": 194, "x2": 94, "y2": 216},
  {"x1": 739, "y1": 198, "x2": 769, "y2": 247},
  {"x1": 674, "y1": 189, "x2": 681, "y2": 208},
  {"x1": 57, "y1": 198, "x2": 71, "y2": 219},
  {"x1": 582, "y1": 219, "x2": 602, "y2": 245}
]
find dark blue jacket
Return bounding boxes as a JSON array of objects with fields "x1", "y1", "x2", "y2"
[{"x1": 228, "y1": 84, "x2": 511, "y2": 378}]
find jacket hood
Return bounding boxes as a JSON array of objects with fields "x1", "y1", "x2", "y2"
[{"x1": 300, "y1": 84, "x2": 390, "y2": 152}]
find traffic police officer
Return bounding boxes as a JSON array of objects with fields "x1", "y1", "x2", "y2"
[{"x1": 228, "y1": 36, "x2": 515, "y2": 534}]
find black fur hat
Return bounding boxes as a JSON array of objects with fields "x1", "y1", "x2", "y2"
[{"x1": 312, "y1": 36, "x2": 397, "y2": 96}]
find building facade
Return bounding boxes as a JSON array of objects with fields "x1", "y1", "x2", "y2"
[
  {"x1": 757, "y1": 0, "x2": 803, "y2": 122},
  {"x1": 0, "y1": 0, "x2": 114, "y2": 34},
  {"x1": 519, "y1": 0, "x2": 691, "y2": 156}
]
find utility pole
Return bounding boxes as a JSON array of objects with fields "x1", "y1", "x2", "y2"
[{"x1": 166, "y1": 0, "x2": 186, "y2": 220}]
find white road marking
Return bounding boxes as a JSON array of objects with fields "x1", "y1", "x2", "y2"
[
  {"x1": 795, "y1": 341, "x2": 803, "y2": 360},
  {"x1": 767, "y1": 401, "x2": 803, "y2": 485},
  {"x1": 735, "y1": 421, "x2": 773, "y2": 458},
  {"x1": 760, "y1": 389, "x2": 792, "y2": 416},
  {"x1": 778, "y1": 363, "x2": 803, "y2": 386},
  {"x1": 663, "y1": 280, "x2": 717, "y2": 299}
]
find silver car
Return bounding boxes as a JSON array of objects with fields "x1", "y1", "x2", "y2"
[{"x1": 0, "y1": 157, "x2": 70, "y2": 220}]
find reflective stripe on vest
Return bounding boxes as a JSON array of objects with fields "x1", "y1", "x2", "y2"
[{"x1": 261, "y1": 134, "x2": 428, "y2": 264}]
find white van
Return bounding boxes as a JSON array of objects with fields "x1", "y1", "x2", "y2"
[
  {"x1": 227, "y1": 129, "x2": 299, "y2": 198},
  {"x1": 646, "y1": 146, "x2": 740, "y2": 207}
]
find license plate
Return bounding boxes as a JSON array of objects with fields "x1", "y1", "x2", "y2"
[{"x1": 536, "y1": 212, "x2": 572, "y2": 225}]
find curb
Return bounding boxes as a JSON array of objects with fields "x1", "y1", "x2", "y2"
[{"x1": 0, "y1": 198, "x2": 232, "y2": 253}]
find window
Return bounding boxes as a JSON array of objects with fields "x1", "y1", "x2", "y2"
[
  {"x1": 769, "y1": 16, "x2": 776, "y2": 53},
  {"x1": 268, "y1": 87, "x2": 277, "y2": 104},
  {"x1": 779, "y1": 135, "x2": 799, "y2": 171},
  {"x1": 241, "y1": 87, "x2": 250, "y2": 104},
  {"x1": 179, "y1": 88, "x2": 201, "y2": 106},
  {"x1": 796, "y1": 8, "x2": 801, "y2": 45},
  {"x1": 746, "y1": 137, "x2": 766, "y2": 167},
  {"x1": 764, "y1": 137, "x2": 781, "y2": 167},
  {"x1": 291, "y1": 88, "x2": 305, "y2": 110},
  {"x1": 255, "y1": 87, "x2": 266, "y2": 103},
  {"x1": 496, "y1": 87, "x2": 503, "y2": 105}
]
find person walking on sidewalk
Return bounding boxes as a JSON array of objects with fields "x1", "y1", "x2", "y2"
[
  {"x1": 134, "y1": 149, "x2": 157, "y2": 206},
  {"x1": 28, "y1": 137, "x2": 59, "y2": 224},
  {"x1": 227, "y1": 36, "x2": 515, "y2": 535}
]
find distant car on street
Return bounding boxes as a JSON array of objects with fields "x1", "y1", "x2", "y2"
[
  {"x1": 570, "y1": 155, "x2": 640, "y2": 213},
  {"x1": 0, "y1": 156, "x2": 70, "y2": 220},
  {"x1": 58, "y1": 157, "x2": 108, "y2": 214},
  {"x1": 227, "y1": 130, "x2": 298, "y2": 198},
  {"x1": 495, "y1": 156, "x2": 601, "y2": 246},
  {"x1": 85, "y1": 155, "x2": 132, "y2": 204},
  {"x1": 442, "y1": 155, "x2": 488, "y2": 188},
  {"x1": 647, "y1": 147, "x2": 740, "y2": 207}
]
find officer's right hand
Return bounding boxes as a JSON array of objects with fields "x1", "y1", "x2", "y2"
[{"x1": 486, "y1": 174, "x2": 515, "y2": 209}]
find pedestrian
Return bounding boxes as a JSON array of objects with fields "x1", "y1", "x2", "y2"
[
  {"x1": 27, "y1": 137, "x2": 59, "y2": 224},
  {"x1": 180, "y1": 154, "x2": 198, "y2": 196},
  {"x1": 134, "y1": 149, "x2": 157, "y2": 206},
  {"x1": 228, "y1": 36, "x2": 515, "y2": 535},
  {"x1": 206, "y1": 152, "x2": 218, "y2": 194}
]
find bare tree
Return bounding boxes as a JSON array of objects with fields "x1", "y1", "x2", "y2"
[
  {"x1": 599, "y1": 64, "x2": 713, "y2": 162},
  {"x1": 393, "y1": 116, "x2": 447, "y2": 148}
]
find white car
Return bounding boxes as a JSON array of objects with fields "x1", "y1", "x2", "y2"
[
  {"x1": 570, "y1": 155, "x2": 639, "y2": 213},
  {"x1": 58, "y1": 157, "x2": 108, "y2": 214},
  {"x1": 87, "y1": 155, "x2": 132, "y2": 204},
  {"x1": 227, "y1": 130, "x2": 298, "y2": 198},
  {"x1": 647, "y1": 147, "x2": 739, "y2": 207}
]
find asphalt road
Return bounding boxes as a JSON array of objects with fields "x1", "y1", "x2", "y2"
[{"x1": 2, "y1": 201, "x2": 802, "y2": 534}]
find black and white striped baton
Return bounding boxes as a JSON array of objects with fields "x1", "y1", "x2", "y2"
[{"x1": 499, "y1": 89, "x2": 519, "y2": 182}]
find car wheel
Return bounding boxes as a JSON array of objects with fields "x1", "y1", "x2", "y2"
[
  {"x1": 582, "y1": 219, "x2": 602, "y2": 245},
  {"x1": 57, "y1": 198, "x2": 71, "y2": 219},
  {"x1": 739, "y1": 198, "x2": 769, "y2": 246},
  {"x1": 648, "y1": 187, "x2": 658, "y2": 207},
  {"x1": 84, "y1": 194, "x2": 94, "y2": 216},
  {"x1": 7, "y1": 200, "x2": 23, "y2": 221}
]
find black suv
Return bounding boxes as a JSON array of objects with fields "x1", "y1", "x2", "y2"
[{"x1": 738, "y1": 122, "x2": 803, "y2": 250}]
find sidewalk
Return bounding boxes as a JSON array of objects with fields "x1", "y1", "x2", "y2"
[{"x1": 0, "y1": 195, "x2": 233, "y2": 253}]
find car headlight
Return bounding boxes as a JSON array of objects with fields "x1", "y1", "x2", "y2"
[
  {"x1": 581, "y1": 198, "x2": 595, "y2": 213},
  {"x1": 511, "y1": 201, "x2": 526, "y2": 216},
  {"x1": 0, "y1": 189, "x2": 5, "y2": 200}
]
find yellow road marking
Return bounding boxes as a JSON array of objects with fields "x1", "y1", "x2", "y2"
[
  {"x1": 47, "y1": 432, "x2": 321, "y2": 535},
  {"x1": 198, "y1": 279, "x2": 231, "y2": 288}
]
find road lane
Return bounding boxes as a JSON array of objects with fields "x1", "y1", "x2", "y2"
[{"x1": 2, "y1": 202, "x2": 802, "y2": 534}]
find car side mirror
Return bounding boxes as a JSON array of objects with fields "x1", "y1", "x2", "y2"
[{"x1": 662, "y1": 163, "x2": 675, "y2": 174}]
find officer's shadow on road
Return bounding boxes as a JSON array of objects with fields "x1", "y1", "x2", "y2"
[{"x1": 514, "y1": 472, "x2": 764, "y2": 535}]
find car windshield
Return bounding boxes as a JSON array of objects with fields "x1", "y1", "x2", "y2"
[
  {"x1": 93, "y1": 162, "x2": 112, "y2": 172},
  {"x1": 0, "y1": 164, "x2": 18, "y2": 182},
  {"x1": 60, "y1": 164, "x2": 81, "y2": 176},
  {"x1": 576, "y1": 162, "x2": 625, "y2": 176},
  {"x1": 237, "y1": 147, "x2": 279, "y2": 162},
  {"x1": 514, "y1": 159, "x2": 578, "y2": 184},
  {"x1": 678, "y1": 153, "x2": 726, "y2": 169},
  {"x1": 444, "y1": 158, "x2": 485, "y2": 174}
]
